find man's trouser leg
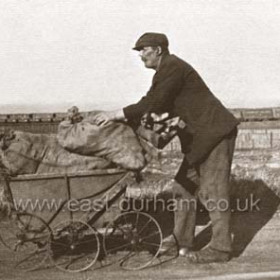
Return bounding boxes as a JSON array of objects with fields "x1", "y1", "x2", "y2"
[
  {"x1": 173, "y1": 128, "x2": 237, "y2": 251},
  {"x1": 173, "y1": 157, "x2": 198, "y2": 248},
  {"x1": 197, "y1": 129, "x2": 237, "y2": 252}
]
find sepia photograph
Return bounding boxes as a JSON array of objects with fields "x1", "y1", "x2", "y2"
[{"x1": 0, "y1": 1, "x2": 280, "y2": 279}]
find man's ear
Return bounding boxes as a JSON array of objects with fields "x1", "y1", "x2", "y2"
[{"x1": 156, "y1": 46, "x2": 163, "y2": 56}]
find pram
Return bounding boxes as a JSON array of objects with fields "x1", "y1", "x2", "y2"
[{"x1": 0, "y1": 169, "x2": 163, "y2": 272}]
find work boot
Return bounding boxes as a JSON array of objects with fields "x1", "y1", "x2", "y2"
[
  {"x1": 178, "y1": 246, "x2": 192, "y2": 257},
  {"x1": 186, "y1": 246, "x2": 230, "y2": 263},
  {"x1": 158, "y1": 234, "x2": 178, "y2": 256}
]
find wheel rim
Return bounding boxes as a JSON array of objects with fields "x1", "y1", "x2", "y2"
[
  {"x1": 49, "y1": 220, "x2": 100, "y2": 273},
  {"x1": 103, "y1": 211, "x2": 162, "y2": 270},
  {"x1": 0, "y1": 212, "x2": 51, "y2": 271}
]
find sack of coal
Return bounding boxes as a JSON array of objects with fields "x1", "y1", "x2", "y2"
[
  {"x1": 57, "y1": 108, "x2": 146, "y2": 171},
  {"x1": 0, "y1": 130, "x2": 112, "y2": 176}
]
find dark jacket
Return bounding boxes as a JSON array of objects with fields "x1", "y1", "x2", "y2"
[{"x1": 123, "y1": 53, "x2": 239, "y2": 164}]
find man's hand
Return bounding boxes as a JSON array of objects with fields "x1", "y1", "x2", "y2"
[
  {"x1": 150, "y1": 112, "x2": 169, "y2": 123},
  {"x1": 67, "y1": 106, "x2": 83, "y2": 124},
  {"x1": 93, "y1": 110, "x2": 125, "y2": 126}
]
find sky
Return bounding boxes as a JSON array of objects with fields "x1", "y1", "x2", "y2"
[{"x1": 0, "y1": 0, "x2": 279, "y2": 113}]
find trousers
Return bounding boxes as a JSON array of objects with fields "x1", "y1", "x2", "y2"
[{"x1": 173, "y1": 128, "x2": 237, "y2": 252}]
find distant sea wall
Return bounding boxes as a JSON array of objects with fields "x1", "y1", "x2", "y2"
[
  {"x1": 0, "y1": 108, "x2": 280, "y2": 150},
  {"x1": 166, "y1": 122, "x2": 280, "y2": 151},
  {"x1": 235, "y1": 127, "x2": 280, "y2": 150},
  {"x1": 1, "y1": 107, "x2": 280, "y2": 123}
]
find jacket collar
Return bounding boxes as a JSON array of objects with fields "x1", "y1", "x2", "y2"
[{"x1": 156, "y1": 52, "x2": 170, "y2": 73}]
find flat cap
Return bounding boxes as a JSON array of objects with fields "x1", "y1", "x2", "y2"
[{"x1": 133, "y1": 32, "x2": 169, "y2": 51}]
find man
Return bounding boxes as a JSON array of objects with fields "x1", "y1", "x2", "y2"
[{"x1": 94, "y1": 32, "x2": 239, "y2": 263}]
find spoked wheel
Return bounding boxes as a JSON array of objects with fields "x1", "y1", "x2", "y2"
[
  {"x1": 0, "y1": 211, "x2": 51, "y2": 271},
  {"x1": 103, "y1": 211, "x2": 163, "y2": 270},
  {"x1": 48, "y1": 220, "x2": 100, "y2": 273}
]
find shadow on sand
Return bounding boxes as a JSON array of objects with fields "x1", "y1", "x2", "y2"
[
  {"x1": 193, "y1": 178, "x2": 280, "y2": 257},
  {"x1": 131, "y1": 177, "x2": 280, "y2": 258}
]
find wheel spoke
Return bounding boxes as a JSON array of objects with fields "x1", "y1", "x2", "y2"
[
  {"x1": 68, "y1": 253, "x2": 89, "y2": 265},
  {"x1": 141, "y1": 241, "x2": 160, "y2": 248},
  {"x1": 21, "y1": 234, "x2": 49, "y2": 244},
  {"x1": 104, "y1": 235, "x2": 126, "y2": 242},
  {"x1": 15, "y1": 248, "x2": 47, "y2": 267},
  {"x1": 15, "y1": 216, "x2": 27, "y2": 231},
  {"x1": 50, "y1": 240, "x2": 71, "y2": 248},
  {"x1": 139, "y1": 231, "x2": 160, "y2": 241},
  {"x1": 138, "y1": 218, "x2": 152, "y2": 235},
  {"x1": 64, "y1": 256, "x2": 74, "y2": 269},
  {"x1": 121, "y1": 250, "x2": 137, "y2": 262},
  {"x1": 19, "y1": 214, "x2": 33, "y2": 231},
  {"x1": 135, "y1": 211, "x2": 140, "y2": 229},
  {"x1": 73, "y1": 238, "x2": 98, "y2": 245},
  {"x1": 106, "y1": 243, "x2": 131, "y2": 253}
]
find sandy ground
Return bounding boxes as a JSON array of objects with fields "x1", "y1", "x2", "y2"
[{"x1": 0, "y1": 214, "x2": 280, "y2": 280}]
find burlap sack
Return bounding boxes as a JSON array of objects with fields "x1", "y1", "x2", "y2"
[
  {"x1": 57, "y1": 112, "x2": 146, "y2": 171},
  {"x1": 0, "y1": 131, "x2": 112, "y2": 176}
]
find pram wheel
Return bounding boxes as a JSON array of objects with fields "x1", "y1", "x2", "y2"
[
  {"x1": 103, "y1": 211, "x2": 163, "y2": 270},
  {"x1": 0, "y1": 211, "x2": 51, "y2": 271},
  {"x1": 48, "y1": 219, "x2": 100, "y2": 272}
]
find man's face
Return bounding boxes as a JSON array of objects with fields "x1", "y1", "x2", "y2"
[{"x1": 139, "y1": 46, "x2": 160, "y2": 69}]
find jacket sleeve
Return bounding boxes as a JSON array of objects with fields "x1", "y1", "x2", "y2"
[{"x1": 123, "y1": 60, "x2": 184, "y2": 121}]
